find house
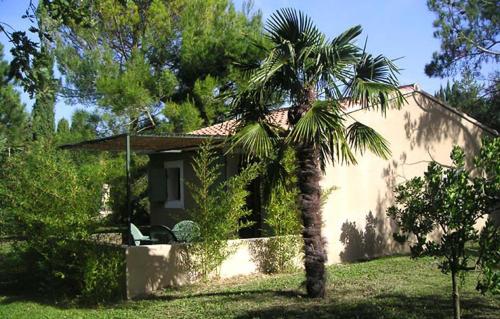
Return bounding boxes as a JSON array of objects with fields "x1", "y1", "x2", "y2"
[
  {"x1": 63, "y1": 84, "x2": 497, "y2": 298},
  {"x1": 146, "y1": 84, "x2": 495, "y2": 261}
]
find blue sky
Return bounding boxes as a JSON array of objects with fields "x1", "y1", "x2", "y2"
[{"x1": 1, "y1": 0, "x2": 449, "y2": 122}]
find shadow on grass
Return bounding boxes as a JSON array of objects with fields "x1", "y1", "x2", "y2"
[
  {"x1": 233, "y1": 293, "x2": 499, "y2": 319},
  {"x1": 146, "y1": 288, "x2": 305, "y2": 302}
]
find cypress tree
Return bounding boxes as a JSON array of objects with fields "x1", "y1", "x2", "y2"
[
  {"x1": 56, "y1": 118, "x2": 70, "y2": 135},
  {"x1": 31, "y1": 46, "x2": 56, "y2": 140},
  {"x1": 0, "y1": 44, "x2": 28, "y2": 147}
]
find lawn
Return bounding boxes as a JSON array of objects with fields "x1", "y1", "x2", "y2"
[{"x1": 0, "y1": 254, "x2": 498, "y2": 319}]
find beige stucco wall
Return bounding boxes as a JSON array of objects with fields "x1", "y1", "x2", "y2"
[
  {"x1": 126, "y1": 237, "x2": 302, "y2": 299},
  {"x1": 320, "y1": 91, "x2": 489, "y2": 264}
]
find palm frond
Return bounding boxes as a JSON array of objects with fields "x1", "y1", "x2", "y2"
[
  {"x1": 331, "y1": 25, "x2": 363, "y2": 48},
  {"x1": 287, "y1": 100, "x2": 343, "y2": 144},
  {"x1": 344, "y1": 53, "x2": 405, "y2": 114},
  {"x1": 286, "y1": 100, "x2": 358, "y2": 169},
  {"x1": 311, "y1": 26, "x2": 362, "y2": 97},
  {"x1": 346, "y1": 121, "x2": 391, "y2": 159},
  {"x1": 249, "y1": 50, "x2": 287, "y2": 87},
  {"x1": 228, "y1": 86, "x2": 283, "y2": 124},
  {"x1": 265, "y1": 8, "x2": 322, "y2": 47},
  {"x1": 259, "y1": 144, "x2": 290, "y2": 203},
  {"x1": 227, "y1": 121, "x2": 279, "y2": 161},
  {"x1": 319, "y1": 128, "x2": 357, "y2": 169},
  {"x1": 324, "y1": 25, "x2": 362, "y2": 68}
]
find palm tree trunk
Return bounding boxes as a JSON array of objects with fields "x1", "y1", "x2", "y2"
[{"x1": 296, "y1": 142, "x2": 326, "y2": 298}]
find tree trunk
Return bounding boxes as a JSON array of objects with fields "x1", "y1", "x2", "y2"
[
  {"x1": 296, "y1": 142, "x2": 326, "y2": 298},
  {"x1": 452, "y1": 270, "x2": 461, "y2": 319}
]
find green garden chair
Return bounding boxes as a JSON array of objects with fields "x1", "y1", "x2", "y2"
[
  {"x1": 130, "y1": 223, "x2": 152, "y2": 246},
  {"x1": 172, "y1": 220, "x2": 200, "y2": 243}
]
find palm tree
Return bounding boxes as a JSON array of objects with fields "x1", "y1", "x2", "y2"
[{"x1": 229, "y1": 8, "x2": 404, "y2": 298}]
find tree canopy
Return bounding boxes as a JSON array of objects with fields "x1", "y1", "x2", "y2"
[
  {"x1": 426, "y1": 0, "x2": 499, "y2": 78},
  {"x1": 435, "y1": 74, "x2": 500, "y2": 131},
  {"x1": 47, "y1": 0, "x2": 266, "y2": 133}
]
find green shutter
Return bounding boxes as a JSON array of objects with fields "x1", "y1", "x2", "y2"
[{"x1": 149, "y1": 167, "x2": 167, "y2": 202}]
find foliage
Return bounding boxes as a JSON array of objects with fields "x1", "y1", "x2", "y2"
[
  {"x1": 193, "y1": 75, "x2": 228, "y2": 124},
  {"x1": 426, "y1": 0, "x2": 499, "y2": 128},
  {"x1": 160, "y1": 100, "x2": 203, "y2": 133},
  {"x1": 52, "y1": 108, "x2": 150, "y2": 227},
  {"x1": 435, "y1": 74, "x2": 500, "y2": 132},
  {"x1": 0, "y1": 142, "x2": 104, "y2": 294},
  {"x1": 255, "y1": 148, "x2": 302, "y2": 273},
  {"x1": 230, "y1": 8, "x2": 403, "y2": 298},
  {"x1": 47, "y1": 0, "x2": 265, "y2": 132},
  {"x1": 55, "y1": 109, "x2": 100, "y2": 145},
  {"x1": 387, "y1": 139, "x2": 500, "y2": 319},
  {"x1": 105, "y1": 154, "x2": 150, "y2": 226},
  {"x1": 475, "y1": 138, "x2": 500, "y2": 294},
  {"x1": 56, "y1": 118, "x2": 70, "y2": 136},
  {"x1": 187, "y1": 142, "x2": 259, "y2": 279},
  {"x1": 0, "y1": 1, "x2": 93, "y2": 95},
  {"x1": 81, "y1": 244, "x2": 126, "y2": 304},
  {"x1": 31, "y1": 46, "x2": 57, "y2": 141},
  {"x1": 0, "y1": 44, "x2": 29, "y2": 148},
  {"x1": 425, "y1": 0, "x2": 499, "y2": 78}
]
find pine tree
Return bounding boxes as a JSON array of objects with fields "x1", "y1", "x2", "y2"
[{"x1": 49, "y1": 0, "x2": 266, "y2": 132}]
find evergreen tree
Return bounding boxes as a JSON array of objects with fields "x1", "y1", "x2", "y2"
[
  {"x1": 426, "y1": 0, "x2": 499, "y2": 78},
  {"x1": 435, "y1": 74, "x2": 500, "y2": 132},
  {"x1": 0, "y1": 1, "x2": 93, "y2": 95},
  {"x1": 56, "y1": 118, "x2": 70, "y2": 134},
  {"x1": 69, "y1": 109, "x2": 100, "y2": 141},
  {"x1": 48, "y1": 0, "x2": 266, "y2": 132},
  {"x1": 0, "y1": 44, "x2": 28, "y2": 148},
  {"x1": 427, "y1": 0, "x2": 499, "y2": 133},
  {"x1": 31, "y1": 46, "x2": 56, "y2": 140}
]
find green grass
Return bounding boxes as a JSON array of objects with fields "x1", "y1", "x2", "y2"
[{"x1": 0, "y1": 255, "x2": 498, "y2": 319}]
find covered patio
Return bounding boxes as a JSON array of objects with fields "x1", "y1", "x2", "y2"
[{"x1": 60, "y1": 133, "x2": 226, "y2": 246}]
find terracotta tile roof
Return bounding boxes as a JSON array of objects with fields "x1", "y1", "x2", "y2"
[
  {"x1": 189, "y1": 85, "x2": 417, "y2": 136},
  {"x1": 189, "y1": 108, "x2": 291, "y2": 136},
  {"x1": 189, "y1": 118, "x2": 238, "y2": 136}
]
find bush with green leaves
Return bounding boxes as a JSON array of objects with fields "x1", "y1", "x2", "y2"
[
  {"x1": 475, "y1": 138, "x2": 500, "y2": 295},
  {"x1": 252, "y1": 148, "x2": 302, "y2": 273},
  {"x1": 387, "y1": 138, "x2": 500, "y2": 319},
  {"x1": 0, "y1": 142, "x2": 105, "y2": 295},
  {"x1": 187, "y1": 142, "x2": 259, "y2": 280},
  {"x1": 81, "y1": 243, "x2": 126, "y2": 303}
]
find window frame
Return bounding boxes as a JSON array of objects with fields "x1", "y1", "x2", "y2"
[{"x1": 163, "y1": 160, "x2": 184, "y2": 209}]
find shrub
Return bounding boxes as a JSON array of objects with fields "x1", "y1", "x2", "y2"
[
  {"x1": 187, "y1": 142, "x2": 259, "y2": 280},
  {"x1": 0, "y1": 142, "x2": 104, "y2": 296},
  {"x1": 256, "y1": 148, "x2": 302, "y2": 273},
  {"x1": 81, "y1": 243, "x2": 126, "y2": 303}
]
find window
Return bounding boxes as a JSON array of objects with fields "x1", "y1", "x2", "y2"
[{"x1": 164, "y1": 161, "x2": 184, "y2": 208}]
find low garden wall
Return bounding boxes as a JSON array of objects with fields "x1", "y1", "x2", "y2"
[{"x1": 125, "y1": 237, "x2": 303, "y2": 299}]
